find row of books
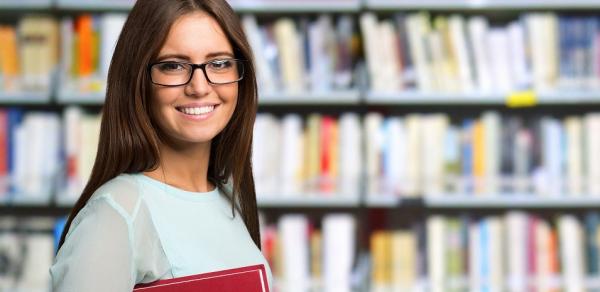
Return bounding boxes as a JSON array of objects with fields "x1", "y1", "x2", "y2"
[
  {"x1": 255, "y1": 111, "x2": 600, "y2": 198},
  {"x1": 2, "y1": 108, "x2": 600, "y2": 203},
  {"x1": 0, "y1": 17, "x2": 59, "y2": 93},
  {"x1": 7, "y1": 13, "x2": 600, "y2": 98},
  {"x1": 363, "y1": 12, "x2": 600, "y2": 93},
  {"x1": 0, "y1": 216, "x2": 56, "y2": 292},
  {"x1": 260, "y1": 213, "x2": 357, "y2": 292},
  {"x1": 371, "y1": 212, "x2": 600, "y2": 292}
]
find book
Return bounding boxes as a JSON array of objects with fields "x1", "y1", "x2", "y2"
[{"x1": 133, "y1": 264, "x2": 270, "y2": 292}]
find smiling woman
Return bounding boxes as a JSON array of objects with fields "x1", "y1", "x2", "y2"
[{"x1": 49, "y1": 0, "x2": 271, "y2": 291}]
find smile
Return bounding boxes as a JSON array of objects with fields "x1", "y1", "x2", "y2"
[{"x1": 176, "y1": 105, "x2": 216, "y2": 116}]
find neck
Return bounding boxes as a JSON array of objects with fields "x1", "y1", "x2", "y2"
[{"x1": 144, "y1": 140, "x2": 214, "y2": 193}]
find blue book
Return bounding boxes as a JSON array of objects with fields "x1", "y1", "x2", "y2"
[{"x1": 6, "y1": 108, "x2": 22, "y2": 197}]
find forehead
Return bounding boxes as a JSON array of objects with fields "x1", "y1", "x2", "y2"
[{"x1": 159, "y1": 11, "x2": 233, "y2": 61}]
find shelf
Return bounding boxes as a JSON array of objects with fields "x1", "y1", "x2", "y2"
[
  {"x1": 364, "y1": 195, "x2": 402, "y2": 207},
  {"x1": 259, "y1": 90, "x2": 361, "y2": 105},
  {"x1": 257, "y1": 195, "x2": 361, "y2": 208},
  {"x1": 366, "y1": 90, "x2": 600, "y2": 105},
  {"x1": 55, "y1": 0, "x2": 135, "y2": 10},
  {"x1": 229, "y1": 0, "x2": 361, "y2": 13},
  {"x1": 425, "y1": 194, "x2": 600, "y2": 208},
  {"x1": 0, "y1": 204, "x2": 71, "y2": 217},
  {"x1": 0, "y1": 0, "x2": 52, "y2": 9},
  {"x1": 57, "y1": 91, "x2": 105, "y2": 105},
  {"x1": 365, "y1": 0, "x2": 600, "y2": 10},
  {"x1": 0, "y1": 91, "x2": 52, "y2": 105}
]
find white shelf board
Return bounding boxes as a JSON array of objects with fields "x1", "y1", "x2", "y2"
[
  {"x1": 57, "y1": 91, "x2": 105, "y2": 105},
  {"x1": 367, "y1": 90, "x2": 600, "y2": 105},
  {"x1": 56, "y1": 0, "x2": 135, "y2": 10},
  {"x1": 257, "y1": 195, "x2": 360, "y2": 207},
  {"x1": 366, "y1": 91, "x2": 506, "y2": 105},
  {"x1": 0, "y1": 0, "x2": 52, "y2": 9},
  {"x1": 259, "y1": 90, "x2": 361, "y2": 105},
  {"x1": 229, "y1": 0, "x2": 361, "y2": 12},
  {"x1": 0, "y1": 91, "x2": 51, "y2": 104},
  {"x1": 425, "y1": 194, "x2": 600, "y2": 208},
  {"x1": 364, "y1": 195, "x2": 402, "y2": 207},
  {"x1": 366, "y1": 0, "x2": 600, "y2": 10}
]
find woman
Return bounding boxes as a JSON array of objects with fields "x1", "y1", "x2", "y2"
[{"x1": 50, "y1": 0, "x2": 271, "y2": 290}]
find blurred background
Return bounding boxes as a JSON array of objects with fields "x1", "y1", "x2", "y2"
[{"x1": 2, "y1": 0, "x2": 600, "y2": 291}]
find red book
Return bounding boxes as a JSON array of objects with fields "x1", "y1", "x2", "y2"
[{"x1": 132, "y1": 264, "x2": 270, "y2": 292}]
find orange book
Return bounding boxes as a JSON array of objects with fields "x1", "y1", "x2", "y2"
[
  {"x1": 77, "y1": 15, "x2": 94, "y2": 76},
  {"x1": 133, "y1": 265, "x2": 270, "y2": 292},
  {"x1": 0, "y1": 26, "x2": 19, "y2": 76}
]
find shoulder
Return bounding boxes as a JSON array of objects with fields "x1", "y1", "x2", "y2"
[{"x1": 87, "y1": 173, "x2": 144, "y2": 221}]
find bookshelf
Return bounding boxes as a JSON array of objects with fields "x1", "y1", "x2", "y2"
[{"x1": 4, "y1": 1, "x2": 600, "y2": 292}]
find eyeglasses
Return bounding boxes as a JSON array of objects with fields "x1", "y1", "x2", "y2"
[{"x1": 148, "y1": 59, "x2": 245, "y2": 86}]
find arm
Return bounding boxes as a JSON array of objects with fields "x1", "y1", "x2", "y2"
[{"x1": 50, "y1": 195, "x2": 136, "y2": 292}]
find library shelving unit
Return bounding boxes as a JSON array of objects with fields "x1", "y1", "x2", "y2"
[{"x1": 4, "y1": 0, "x2": 600, "y2": 291}]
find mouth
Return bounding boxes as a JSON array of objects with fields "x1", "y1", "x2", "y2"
[{"x1": 175, "y1": 104, "x2": 219, "y2": 116}]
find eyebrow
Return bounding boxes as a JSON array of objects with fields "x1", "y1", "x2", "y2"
[{"x1": 156, "y1": 51, "x2": 235, "y2": 62}]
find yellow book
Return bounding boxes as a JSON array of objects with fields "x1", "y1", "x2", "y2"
[
  {"x1": 310, "y1": 230, "x2": 321, "y2": 279},
  {"x1": 391, "y1": 230, "x2": 416, "y2": 290},
  {"x1": 306, "y1": 114, "x2": 321, "y2": 191},
  {"x1": 371, "y1": 231, "x2": 392, "y2": 287},
  {"x1": 472, "y1": 120, "x2": 485, "y2": 193},
  {"x1": 0, "y1": 26, "x2": 20, "y2": 91}
]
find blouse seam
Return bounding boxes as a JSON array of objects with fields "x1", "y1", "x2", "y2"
[
  {"x1": 134, "y1": 174, "x2": 177, "y2": 279},
  {"x1": 102, "y1": 193, "x2": 137, "y2": 286}
]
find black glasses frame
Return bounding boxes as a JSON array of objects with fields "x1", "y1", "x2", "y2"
[{"x1": 148, "y1": 58, "x2": 245, "y2": 87}]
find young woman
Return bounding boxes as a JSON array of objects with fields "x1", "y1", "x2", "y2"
[{"x1": 50, "y1": 0, "x2": 271, "y2": 290}]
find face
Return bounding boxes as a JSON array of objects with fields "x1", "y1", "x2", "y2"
[{"x1": 150, "y1": 11, "x2": 238, "y2": 147}]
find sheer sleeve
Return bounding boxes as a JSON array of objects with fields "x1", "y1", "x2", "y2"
[{"x1": 50, "y1": 195, "x2": 136, "y2": 292}]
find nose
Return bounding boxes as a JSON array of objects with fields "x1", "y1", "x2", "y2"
[{"x1": 185, "y1": 67, "x2": 212, "y2": 97}]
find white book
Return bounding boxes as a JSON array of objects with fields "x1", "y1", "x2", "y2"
[
  {"x1": 487, "y1": 28, "x2": 513, "y2": 92},
  {"x1": 365, "y1": 113, "x2": 383, "y2": 196},
  {"x1": 558, "y1": 215, "x2": 585, "y2": 292},
  {"x1": 448, "y1": 15, "x2": 475, "y2": 93},
  {"x1": 308, "y1": 15, "x2": 335, "y2": 92},
  {"x1": 468, "y1": 17, "x2": 493, "y2": 92},
  {"x1": 443, "y1": 126, "x2": 461, "y2": 192},
  {"x1": 538, "y1": 117, "x2": 564, "y2": 196},
  {"x1": 405, "y1": 114, "x2": 422, "y2": 197},
  {"x1": 61, "y1": 107, "x2": 82, "y2": 203},
  {"x1": 100, "y1": 14, "x2": 127, "y2": 79},
  {"x1": 383, "y1": 117, "x2": 405, "y2": 196},
  {"x1": 507, "y1": 21, "x2": 531, "y2": 89},
  {"x1": 406, "y1": 13, "x2": 433, "y2": 92},
  {"x1": 427, "y1": 30, "x2": 447, "y2": 92},
  {"x1": 338, "y1": 113, "x2": 362, "y2": 197},
  {"x1": 585, "y1": 113, "x2": 600, "y2": 195},
  {"x1": 15, "y1": 228, "x2": 54, "y2": 292},
  {"x1": 360, "y1": 13, "x2": 384, "y2": 92},
  {"x1": 252, "y1": 114, "x2": 280, "y2": 196},
  {"x1": 565, "y1": 116, "x2": 584, "y2": 195},
  {"x1": 280, "y1": 114, "x2": 303, "y2": 196},
  {"x1": 427, "y1": 215, "x2": 446, "y2": 292},
  {"x1": 505, "y1": 211, "x2": 528, "y2": 292},
  {"x1": 379, "y1": 20, "x2": 403, "y2": 91},
  {"x1": 469, "y1": 219, "x2": 482, "y2": 291},
  {"x1": 323, "y1": 214, "x2": 355, "y2": 292},
  {"x1": 274, "y1": 18, "x2": 305, "y2": 93},
  {"x1": 422, "y1": 115, "x2": 448, "y2": 195},
  {"x1": 279, "y1": 215, "x2": 310, "y2": 292},
  {"x1": 487, "y1": 217, "x2": 504, "y2": 292},
  {"x1": 526, "y1": 13, "x2": 559, "y2": 92},
  {"x1": 482, "y1": 112, "x2": 501, "y2": 195},
  {"x1": 78, "y1": 114, "x2": 102, "y2": 195},
  {"x1": 242, "y1": 15, "x2": 276, "y2": 93}
]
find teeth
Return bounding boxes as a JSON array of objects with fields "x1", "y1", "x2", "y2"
[{"x1": 179, "y1": 105, "x2": 215, "y2": 115}]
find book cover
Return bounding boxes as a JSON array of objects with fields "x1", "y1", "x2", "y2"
[{"x1": 133, "y1": 265, "x2": 270, "y2": 292}]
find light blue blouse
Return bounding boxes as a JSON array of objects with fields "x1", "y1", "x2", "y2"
[{"x1": 50, "y1": 173, "x2": 272, "y2": 291}]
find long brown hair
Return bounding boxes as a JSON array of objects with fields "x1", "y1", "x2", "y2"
[{"x1": 57, "y1": 0, "x2": 260, "y2": 251}]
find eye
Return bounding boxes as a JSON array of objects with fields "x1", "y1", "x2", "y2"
[
  {"x1": 208, "y1": 59, "x2": 234, "y2": 70},
  {"x1": 156, "y1": 62, "x2": 186, "y2": 72}
]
